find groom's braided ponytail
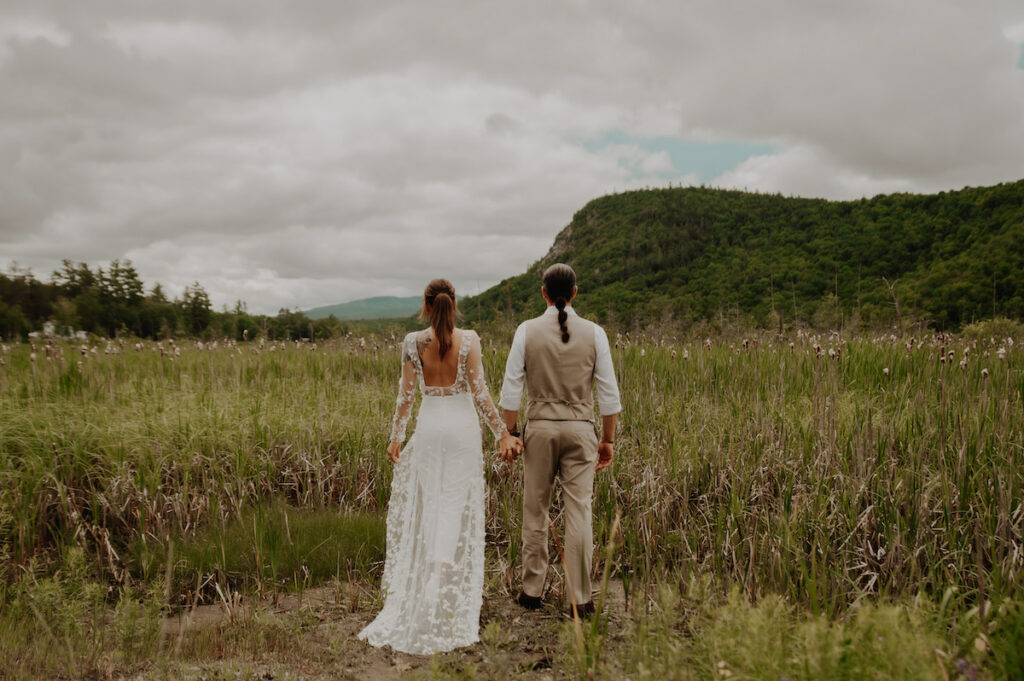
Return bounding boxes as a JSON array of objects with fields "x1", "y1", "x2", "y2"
[{"x1": 542, "y1": 263, "x2": 576, "y2": 344}]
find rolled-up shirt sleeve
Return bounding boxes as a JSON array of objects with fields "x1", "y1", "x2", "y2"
[
  {"x1": 593, "y1": 325, "x2": 622, "y2": 416},
  {"x1": 498, "y1": 322, "x2": 527, "y2": 411}
]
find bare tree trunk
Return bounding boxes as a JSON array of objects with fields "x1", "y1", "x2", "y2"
[{"x1": 882, "y1": 277, "x2": 903, "y2": 334}]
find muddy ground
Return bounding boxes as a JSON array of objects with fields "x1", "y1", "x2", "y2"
[{"x1": 127, "y1": 580, "x2": 630, "y2": 681}]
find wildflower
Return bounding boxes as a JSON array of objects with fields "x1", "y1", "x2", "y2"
[
  {"x1": 997, "y1": 347, "x2": 1007, "y2": 360},
  {"x1": 671, "y1": 349, "x2": 677, "y2": 359},
  {"x1": 883, "y1": 367, "x2": 889, "y2": 376},
  {"x1": 640, "y1": 348, "x2": 646, "y2": 357},
  {"x1": 982, "y1": 368, "x2": 989, "y2": 379},
  {"x1": 789, "y1": 341, "x2": 794, "y2": 351},
  {"x1": 30, "y1": 352, "x2": 36, "y2": 362},
  {"x1": 959, "y1": 357, "x2": 967, "y2": 371}
]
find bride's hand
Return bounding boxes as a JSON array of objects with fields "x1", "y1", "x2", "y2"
[{"x1": 387, "y1": 441, "x2": 401, "y2": 464}]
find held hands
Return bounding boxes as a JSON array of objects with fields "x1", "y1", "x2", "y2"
[
  {"x1": 390, "y1": 436, "x2": 522, "y2": 464},
  {"x1": 498, "y1": 432, "x2": 523, "y2": 462},
  {"x1": 596, "y1": 440, "x2": 614, "y2": 471}
]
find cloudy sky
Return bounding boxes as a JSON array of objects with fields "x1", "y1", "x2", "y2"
[{"x1": 2, "y1": 1, "x2": 1023, "y2": 314}]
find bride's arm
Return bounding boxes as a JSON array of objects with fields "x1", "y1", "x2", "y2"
[
  {"x1": 388, "y1": 338, "x2": 417, "y2": 460},
  {"x1": 466, "y1": 331, "x2": 510, "y2": 438}
]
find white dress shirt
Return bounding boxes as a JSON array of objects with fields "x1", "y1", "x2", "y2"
[{"x1": 498, "y1": 306, "x2": 622, "y2": 416}]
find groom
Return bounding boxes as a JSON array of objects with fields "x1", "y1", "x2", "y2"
[{"x1": 498, "y1": 263, "x2": 621, "y2": 614}]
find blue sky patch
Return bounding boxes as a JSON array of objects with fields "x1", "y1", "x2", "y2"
[{"x1": 583, "y1": 130, "x2": 773, "y2": 183}]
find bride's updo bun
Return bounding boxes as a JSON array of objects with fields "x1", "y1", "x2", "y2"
[
  {"x1": 542, "y1": 264, "x2": 576, "y2": 344},
  {"x1": 421, "y1": 278, "x2": 458, "y2": 358}
]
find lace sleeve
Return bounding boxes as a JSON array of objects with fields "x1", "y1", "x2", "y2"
[
  {"x1": 465, "y1": 331, "x2": 509, "y2": 440},
  {"x1": 389, "y1": 336, "x2": 418, "y2": 444}
]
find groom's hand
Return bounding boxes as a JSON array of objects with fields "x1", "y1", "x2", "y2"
[{"x1": 596, "y1": 414, "x2": 617, "y2": 471}]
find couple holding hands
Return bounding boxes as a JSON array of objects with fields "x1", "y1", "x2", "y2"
[{"x1": 359, "y1": 263, "x2": 621, "y2": 655}]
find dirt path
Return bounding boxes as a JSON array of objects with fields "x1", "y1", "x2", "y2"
[{"x1": 144, "y1": 580, "x2": 629, "y2": 680}]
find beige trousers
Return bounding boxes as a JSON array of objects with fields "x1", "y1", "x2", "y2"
[{"x1": 521, "y1": 419, "x2": 599, "y2": 606}]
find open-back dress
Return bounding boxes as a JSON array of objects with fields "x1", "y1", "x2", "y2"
[{"x1": 358, "y1": 328, "x2": 507, "y2": 655}]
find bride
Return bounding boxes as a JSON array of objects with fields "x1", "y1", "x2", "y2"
[{"x1": 358, "y1": 278, "x2": 521, "y2": 655}]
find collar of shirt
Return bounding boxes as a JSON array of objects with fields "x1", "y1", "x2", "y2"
[{"x1": 543, "y1": 305, "x2": 577, "y2": 316}]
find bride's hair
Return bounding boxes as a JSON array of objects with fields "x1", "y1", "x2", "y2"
[
  {"x1": 420, "y1": 278, "x2": 458, "y2": 358},
  {"x1": 542, "y1": 264, "x2": 576, "y2": 343}
]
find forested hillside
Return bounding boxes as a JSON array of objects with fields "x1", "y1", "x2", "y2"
[{"x1": 465, "y1": 180, "x2": 1024, "y2": 330}]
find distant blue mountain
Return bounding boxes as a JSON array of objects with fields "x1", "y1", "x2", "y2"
[{"x1": 302, "y1": 296, "x2": 422, "y2": 320}]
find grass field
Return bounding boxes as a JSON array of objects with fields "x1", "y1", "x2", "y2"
[{"x1": 1, "y1": 324, "x2": 1023, "y2": 680}]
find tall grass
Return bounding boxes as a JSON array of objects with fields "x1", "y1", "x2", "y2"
[
  {"x1": 1, "y1": 329, "x2": 1022, "y2": 677},
  {"x1": 581, "y1": 332, "x2": 1024, "y2": 617}
]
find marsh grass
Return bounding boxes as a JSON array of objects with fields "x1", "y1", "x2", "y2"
[
  {"x1": 592, "y1": 333, "x2": 1023, "y2": 617},
  {"x1": 1, "y1": 329, "x2": 1022, "y2": 679},
  {"x1": 0, "y1": 545, "x2": 164, "y2": 680},
  {"x1": 129, "y1": 500, "x2": 385, "y2": 597},
  {"x1": 621, "y1": 582, "x2": 954, "y2": 681}
]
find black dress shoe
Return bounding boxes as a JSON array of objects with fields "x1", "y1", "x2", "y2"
[
  {"x1": 567, "y1": 601, "x2": 596, "y2": 618},
  {"x1": 516, "y1": 592, "x2": 543, "y2": 610}
]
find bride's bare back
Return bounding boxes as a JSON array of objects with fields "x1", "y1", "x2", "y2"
[{"x1": 417, "y1": 328, "x2": 464, "y2": 387}]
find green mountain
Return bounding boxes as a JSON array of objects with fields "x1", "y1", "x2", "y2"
[
  {"x1": 302, "y1": 296, "x2": 422, "y2": 320},
  {"x1": 464, "y1": 180, "x2": 1024, "y2": 330}
]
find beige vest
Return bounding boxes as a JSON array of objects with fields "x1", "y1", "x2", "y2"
[{"x1": 524, "y1": 312, "x2": 597, "y2": 421}]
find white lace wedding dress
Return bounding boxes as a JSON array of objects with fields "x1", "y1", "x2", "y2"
[{"x1": 358, "y1": 328, "x2": 507, "y2": 655}]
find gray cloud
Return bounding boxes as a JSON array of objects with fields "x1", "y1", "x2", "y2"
[{"x1": 1, "y1": 1, "x2": 1021, "y2": 313}]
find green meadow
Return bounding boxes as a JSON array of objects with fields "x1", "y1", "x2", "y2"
[{"x1": 1, "y1": 322, "x2": 1022, "y2": 679}]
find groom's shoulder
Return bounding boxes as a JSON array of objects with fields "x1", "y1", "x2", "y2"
[{"x1": 574, "y1": 313, "x2": 600, "y2": 331}]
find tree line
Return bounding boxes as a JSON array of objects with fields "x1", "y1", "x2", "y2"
[{"x1": 0, "y1": 260, "x2": 350, "y2": 341}]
